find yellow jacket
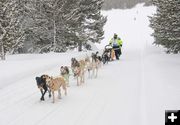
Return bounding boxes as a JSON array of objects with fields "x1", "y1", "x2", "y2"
[{"x1": 109, "y1": 38, "x2": 122, "y2": 47}]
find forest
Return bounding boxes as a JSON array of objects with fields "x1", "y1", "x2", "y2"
[{"x1": 103, "y1": 0, "x2": 151, "y2": 10}]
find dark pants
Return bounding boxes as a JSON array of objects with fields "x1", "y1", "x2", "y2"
[{"x1": 113, "y1": 46, "x2": 121, "y2": 60}]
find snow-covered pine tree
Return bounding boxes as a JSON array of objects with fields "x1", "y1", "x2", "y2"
[
  {"x1": 103, "y1": 0, "x2": 151, "y2": 10},
  {"x1": 13, "y1": 0, "x2": 106, "y2": 53},
  {"x1": 23, "y1": 0, "x2": 64, "y2": 53},
  {"x1": 84, "y1": 0, "x2": 107, "y2": 44},
  {"x1": 24, "y1": 0, "x2": 82, "y2": 53},
  {"x1": 56, "y1": 0, "x2": 83, "y2": 51},
  {"x1": 0, "y1": 0, "x2": 26, "y2": 59},
  {"x1": 77, "y1": 0, "x2": 107, "y2": 51},
  {"x1": 150, "y1": 0, "x2": 180, "y2": 53}
]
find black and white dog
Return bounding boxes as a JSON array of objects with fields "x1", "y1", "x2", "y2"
[
  {"x1": 35, "y1": 75, "x2": 51, "y2": 101},
  {"x1": 102, "y1": 50, "x2": 110, "y2": 64},
  {"x1": 95, "y1": 51, "x2": 102, "y2": 63}
]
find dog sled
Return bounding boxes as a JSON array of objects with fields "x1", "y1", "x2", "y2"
[{"x1": 102, "y1": 45, "x2": 115, "y2": 64}]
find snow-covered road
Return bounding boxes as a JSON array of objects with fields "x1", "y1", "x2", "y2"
[
  {"x1": 0, "y1": 50, "x2": 143, "y2": 125},
  {"x1": 1, "y1": 4, "x2": 180, "y2": 125}
]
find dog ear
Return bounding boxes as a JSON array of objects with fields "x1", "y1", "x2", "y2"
[
  {"x1": 42, "y1": 75, "x2": 49, "y2": 80},
  {"x1": 41, "y1": 75, "x2": 45, "y2": 79},
  {"x1": 35, "y1": 77, "x2": 39, "y2": 81}
]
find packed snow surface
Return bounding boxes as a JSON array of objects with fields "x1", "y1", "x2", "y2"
[{"x1": 0, "y1": 4, "x2": 180, "y2": 125}]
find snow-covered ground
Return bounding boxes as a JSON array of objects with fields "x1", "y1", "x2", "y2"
[{"x1": 1, "y1": 4, "x2": 180, "y2": 125}]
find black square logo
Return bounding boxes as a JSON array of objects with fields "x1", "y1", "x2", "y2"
[{"x1": 165, "y1": 110, "x2": 180, "y2": 125}]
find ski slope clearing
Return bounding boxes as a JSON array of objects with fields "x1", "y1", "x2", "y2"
[{"x1": 0, "y1": 4, "x2": 180, "y2": 125}]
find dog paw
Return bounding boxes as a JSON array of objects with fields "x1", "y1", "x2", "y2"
[{"x1": 40, "y1": 98, "x2": 45, "y2": 101}]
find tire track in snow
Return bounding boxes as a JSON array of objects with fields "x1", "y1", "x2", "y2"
[
  {"x1": 34, "y1": 68, "x2": 110, "y2": 125},
  {"x1": 33, "y1": 87, "x2": 97, "y2": 125},
  {"x1": 73, "y1": 93, "x2": 108, "y2": 125},
  {"x1": 0, "y1": 65, "x2": 65, "y2": 125},
  {"x1": 0, "y1": 54, "x2": 77, "y2": 112},
  {"x1": 0, "y1": 53, "x2": 91, "y2": 125}
]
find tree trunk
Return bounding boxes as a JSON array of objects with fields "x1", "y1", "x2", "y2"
[
  {"x1": 53, "y1": 20, "x2": 56, "y2": 51},
  {"x1": 78, "y1": 42, "x2": 82, "y2": 52},
  {"x1": 1, "y1": 43, "x2": 5, "y2": 60}
]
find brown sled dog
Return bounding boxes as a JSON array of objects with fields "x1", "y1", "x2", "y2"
[
  {"x1": 44, "y1": 75, "x2": 67, "y2": 103},
  {"x1": 71, "y1": 58, "x2": 86, "y2": 86},
  {"x1": 111, "y1": 49, "x2": 115, "y2": 61}
]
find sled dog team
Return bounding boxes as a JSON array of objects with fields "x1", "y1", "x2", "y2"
[{"x1": 35, "y1": 52, "x2": 102, "y2": 103}]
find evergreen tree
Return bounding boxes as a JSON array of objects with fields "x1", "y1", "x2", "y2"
[
  {"x1": 26, "y1": 0, "x2": 106, "y2": 52},
  {"x1": 77, "y1": 0, "x2": 107, "y2": 51},
  {"x1": 25, "y1": 0, "x2": 85, "y2": 53},
  {"x1": 150, "y1": 0, "x2": 180, "y2": 53},
  {"x1": 0, "y1": 0, "x2": 26, "y2": 59},
  {"x1": 103, "y1": 0, "x2": 151, "y2": 10},
  {"x1": 0, "y1": 0, "x2": 107, "y2": 54}
]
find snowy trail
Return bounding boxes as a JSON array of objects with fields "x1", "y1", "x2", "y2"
[
  {"x1": 1, "y1": 5, "x2": 180, "y2": 125},
  {"x1": 0, "y1": 48, "x2": 144, "y2": 125},
  {"x1": 1, "y1": 44, "x2": 178, "y2": 125},
  {"x1": 0, "y1": 5, "x2": 152, "y2": 125}
]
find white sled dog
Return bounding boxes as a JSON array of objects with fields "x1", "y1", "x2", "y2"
[{"x1": 60, "y1": 66, "x2": 70, "y2": 87}]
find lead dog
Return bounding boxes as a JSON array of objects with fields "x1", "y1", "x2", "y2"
[
  {"x1": 44, "y1": 75, "x2": 67, "y2": 103},
  {"x1": 35, "y1": 75, "x2": 51, "y2": 101}
]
